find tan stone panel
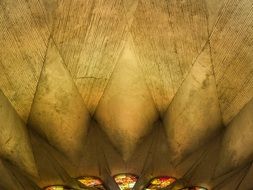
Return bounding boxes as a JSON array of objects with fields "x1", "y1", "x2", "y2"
[
  {"x1": 182, "y1": 135, "x2": 223, "y2": 189},
  {"x1": 0, "y1": 90, "x2": 37, "y2": 176},
  {"x1": 35, "y1": 0, "x2": 58, "y2": 31},
  {"x1": 131, "y1": 0, "x2": 209, "y2": 113},
  {"x1": 0, "y1": 160, "x2": 24, "y2": 190},
  {"x1": 238, "y1": 163, "x2": 253, "y2": 190},
  {"x1": 95, "y1": 40, "x2": 159, "y2": 161},
  {"x1": 215, "y1": 98, "x2": 253, "y2": 176},
  {"x1": 28, "y1": 40, "x2": 90, "y2": 163},
  {"x1": 51, "y1": 0, "x2": 128, "y2": 114},
  {"x1": 212, "y1": 166, "x2": 250, "y2": 190},
  {"x1": 0, "y1": 0, "x2": 49, "y2": 121},
  {"x1": 205, "y1": 0, "x2": 226, "y2": 31},
  {"x1": 164, "y1": 46, "x2": 222, "y2": 163},
  {"x1": 210, "y1": 0, "x2": 253, "y2": 124},
  {"x1": 30, "y1": 131, "x2": 83, "y2": 189},
  {"x1": 52, "y1": 0, "x2": 95, "y2": 74}
]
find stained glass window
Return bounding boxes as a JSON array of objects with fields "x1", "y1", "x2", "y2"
[
  {"x1": 44, "y1": 176, "x2": 208, "y2": 190},
  {"x1": 44, "y1": 186, "x2": 73, "y2": 190},
  {"x1": 114, "y1": 173, "x2": 138, "y2": 190},
  {"x1": 145, "y1": 176, "x2": 177, "y2": 189},
  {"x1": 77, "y1": 176, "x2": 106, "y2": 190}
]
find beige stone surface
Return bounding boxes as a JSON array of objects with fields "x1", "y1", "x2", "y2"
[
  {"x1": 52, "y1": 0, "x2": 129, "y2": 115},
  {"x1": 164, "y1": 46, "x2": 222, "y2": 163},
  {"x1": 210, "y1": 0, "x2": 253, "y2": 124},
  {"x1": 205, "y1": 0, "x2": 226, "y2": 31},
  {"x1": 0, "y1": 0, "x2": 49, "y2": 121},
  {"x1": 0, "y1": 90, "x2": 37, "y2": 176},
  {"x1": 0, "y1": 160, "x2": 24, "y2": 190},
  {"x1": 131, "y1": 0, "x2": 209, "y2": 113},
  {"x1": 238, "y1": 163, "x2": 253, "y2": 190},
  {"x1": 95, "y1": 40, "x2": 159, "y2": 161},
  {"x1": 215, "y1": 98, "x2": 253, "y2": 176},
  {"x1": 0, "y1": 0, "x2": 253, "y2": 189},
  {"x1": 28, "y1": 39, "x2": 90, "y2": 163}
]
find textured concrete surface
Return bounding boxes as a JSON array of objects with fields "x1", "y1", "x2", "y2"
[
  {"x1": 164, "y1": 46, "x2": 222, "y2": 164},
  {"x1": 28, "y1": 40, "x2": 90, "y2": 163},
  {"x1": 96, "y1": 40, "x2": 159, "y2": 161},
  {"x1": 215, "y1": 98, "x2": 253, "y2": 177},
  {"x1": 0, "y1": 90, "x2": 37, "y2": 177},
  {"x1": 0, "y1": 0, "x2": 253, "y2": 189}
]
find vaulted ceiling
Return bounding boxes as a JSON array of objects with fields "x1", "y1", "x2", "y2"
[{"x1": 0, "y1": 0, "x2": 253, "y2": 189}]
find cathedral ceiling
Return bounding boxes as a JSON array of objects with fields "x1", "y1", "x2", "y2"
[{"x1": 0, "y1": 0, "x2": 253, "y2": 189}]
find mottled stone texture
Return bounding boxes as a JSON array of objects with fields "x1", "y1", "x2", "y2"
[
  {"x1": 96, "y1": 40, "x2": 159, "y2": 161},
  {"x1": 0, "y1": 0, "x2": 49, "y2": 121},
  {"x1": 164, "y1": 46, "x2": 222, "y2": 163},
  {"x1": 0, "y1": 0, "x2": 253, "y2": 189},
  {"x1": 28, "y1": 40, "x2": 90, "y2": 163},
  {"x1": 216, "y1": 99, "x2": 253, "y2": 176},
  {"x1": 0, "y1": 90, "x2": 37, "y2": 177}
]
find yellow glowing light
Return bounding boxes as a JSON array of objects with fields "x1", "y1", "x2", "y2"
[
  {"x1": 44, "y1": 186, "x2": 71, "y2": 190},
  {"x1": 77, "y1": 176, "x2": 105, "y2": 189},
  {"x1": 114, "y1": 173, "x2": 138, "y2": 190},
  {"x1": 145, "y1": 176, "x2": 177, "y2": 189}
]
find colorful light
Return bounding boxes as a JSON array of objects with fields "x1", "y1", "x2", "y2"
[
  {"x1": 44, "y1": 186, "x2": 72, "y2": 190},
  {"x1": 78, "y1": 176, "x2": 106, "y2": 190},
  {"x1": 145, "y1": 176, "x2": 177, "y2": 189},
  {"x1": 114, "y1": 173, "x2": 138, "y2": 190},
  {"x1": 44, "y1": 176, "x2": 208, "y2": 190}
]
